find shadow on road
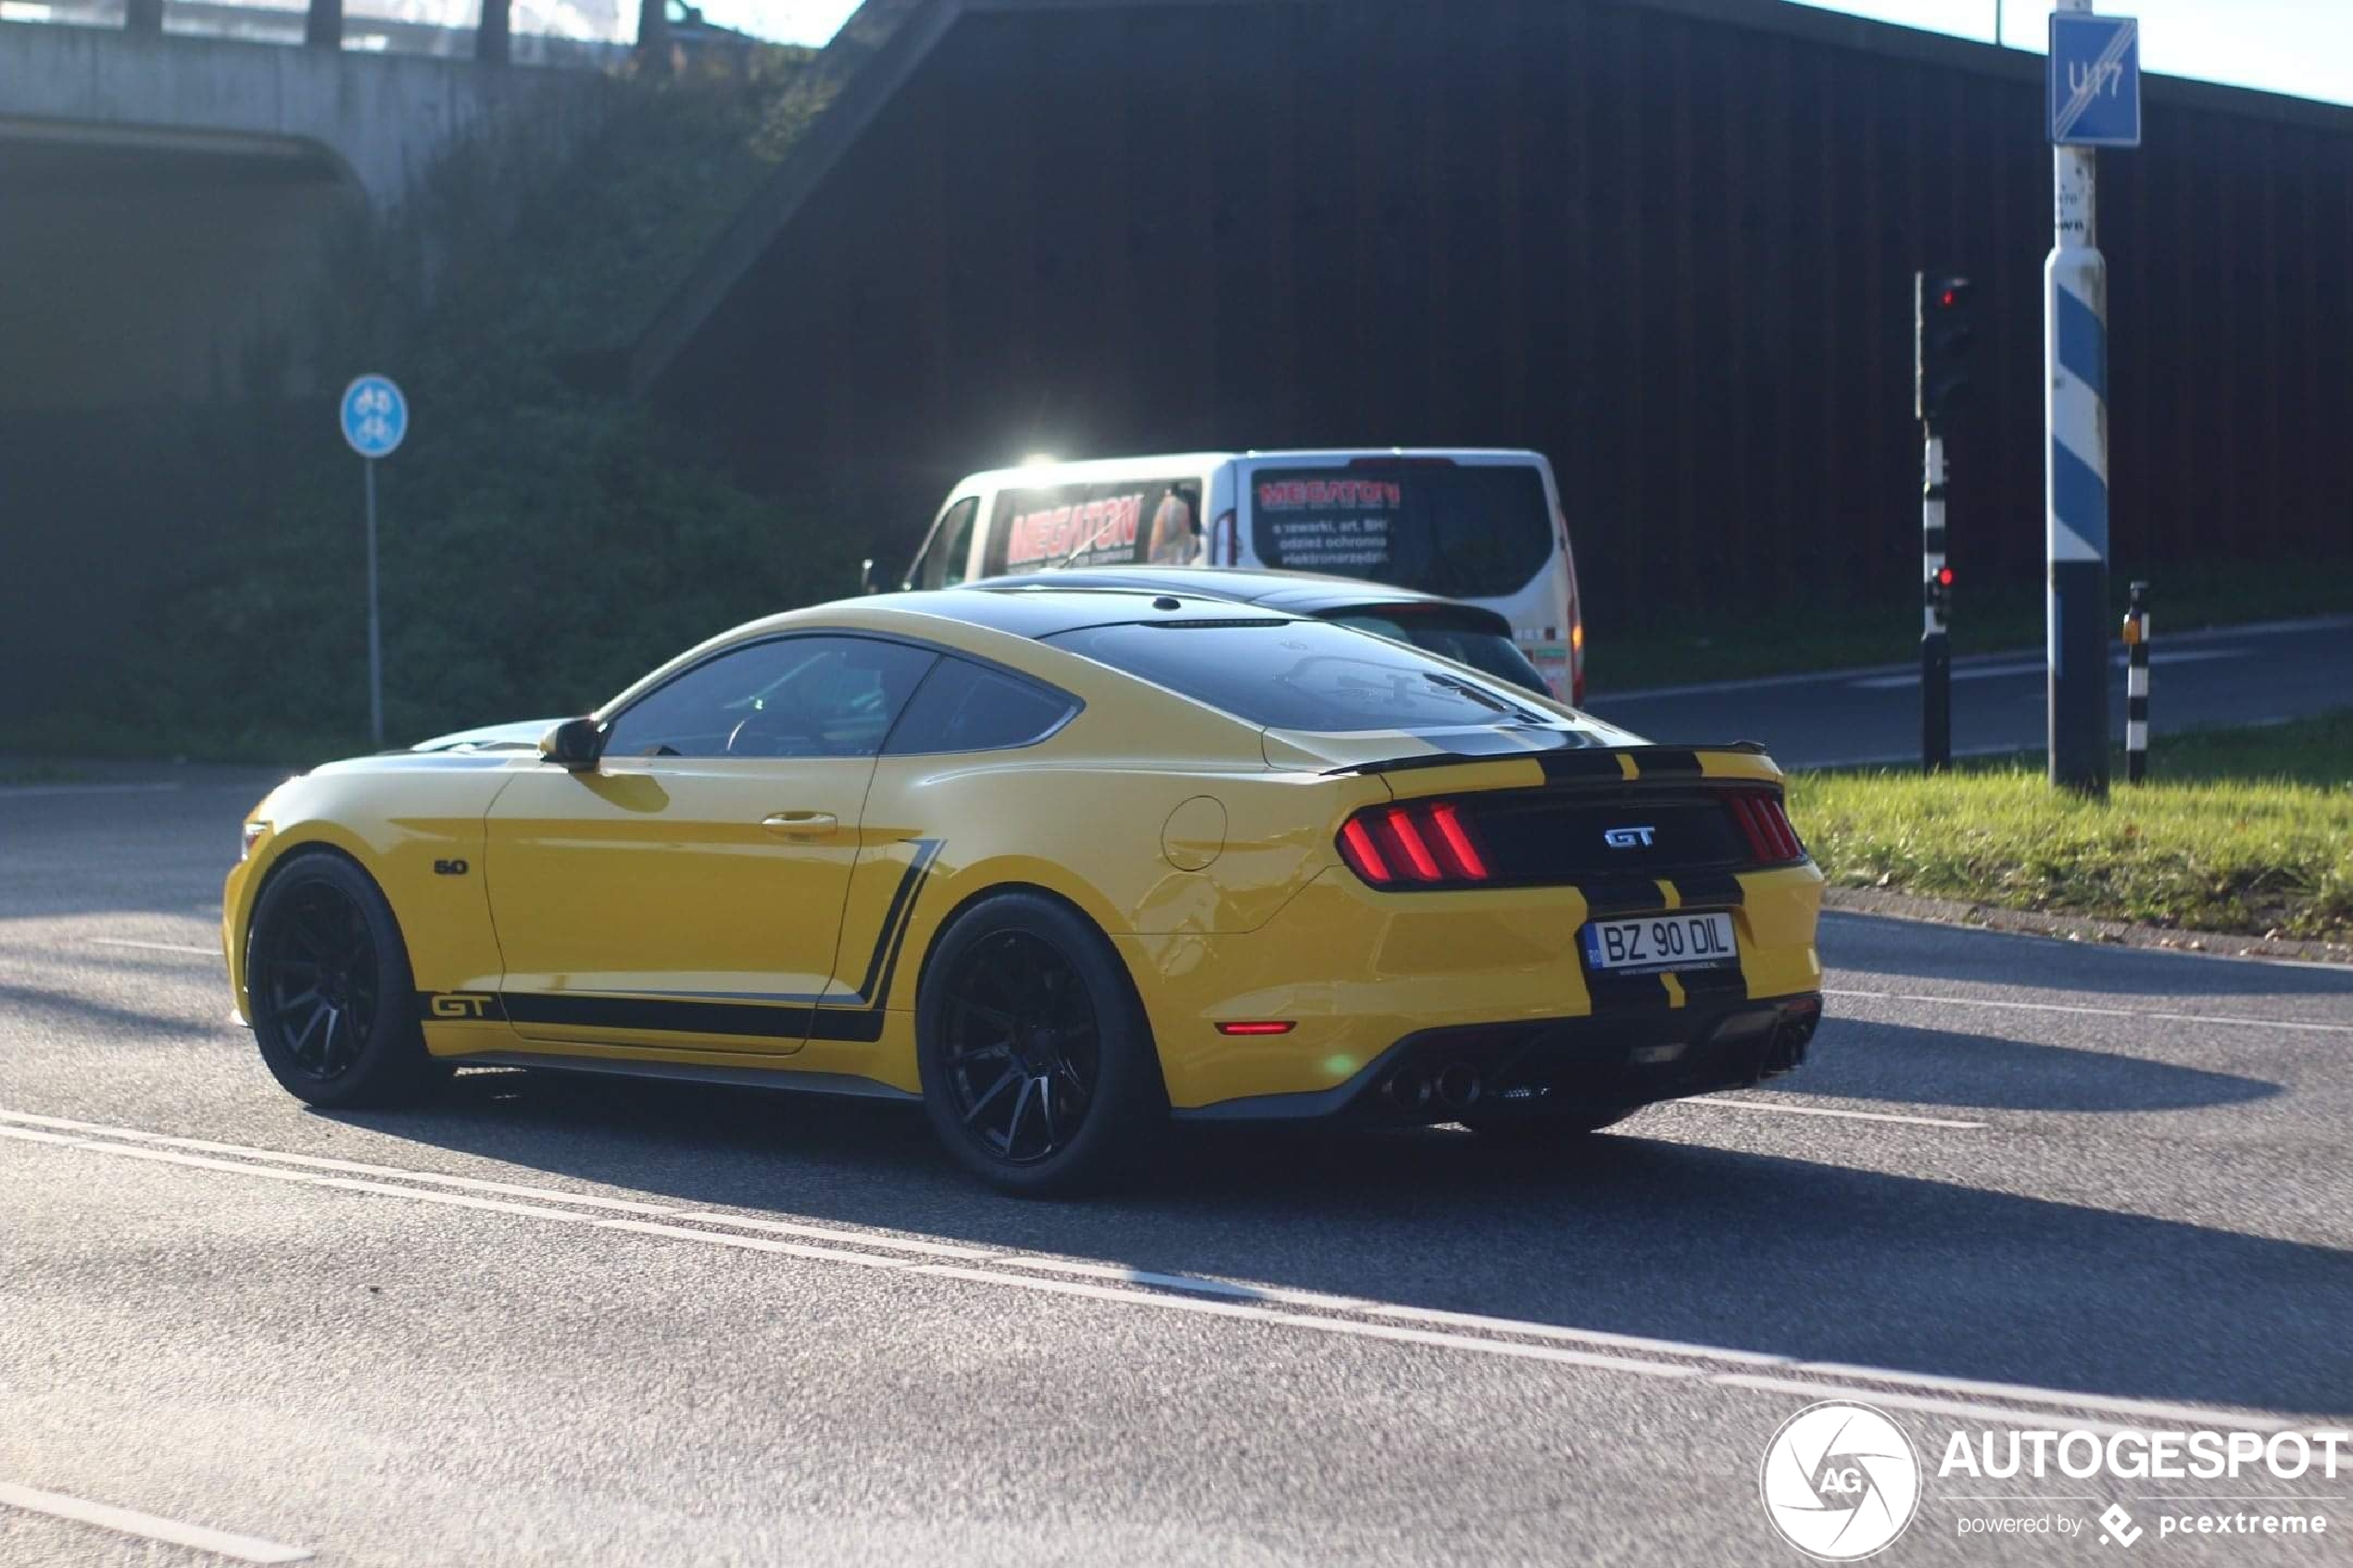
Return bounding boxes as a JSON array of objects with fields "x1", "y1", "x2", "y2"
[
  {"x1": 332, "y1": 1065, "x2": 2353, "y2": 1420},
  {"x1": 1823, "y1": 912, "x2": 2353, "y2": 1002},
  {"x1": 1755, "y1": 1019, "x2": 2281, "y2": 1113}
]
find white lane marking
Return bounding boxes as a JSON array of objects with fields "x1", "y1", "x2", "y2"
[
  {"x1": 0, "y1": 1111, "x2": 674, "y2": 1213},
  {"x1": 1827, "y1": 987, "x2": 2353, "y2": 1036},
  {"x1": 910, "y1": 1264, "x2": 1698, "y2": 1378},
  {"x1": 1783, "y1": 1360, "x2": 2305, "y2": 1430},
  {"x1": 0, "y1": 1110, "x2": 2303, "y2": 1432},
  {"x1": 589, "y1": 1218, "x2": 922, "y2": 1268},
  {"x1": 0, "y1": 1481, "x2": 311, "y2": 1563},
  {"x1": 90, "y1": 938, "x2": 219, "y2": 958},
  {"x1": 1846, "y1": 648, "x2": 2246, "y2": 692},
  {"x1": 0, "y1": 782, "x2": 185, "y2": 799},
  {"x1": 1672, "y1": 1096, "x2": 1987, "y2": 1130},
  {"x1": 1708, "y1": 1377, "x2": 2221, "y2": 1439},
  {"x1": 1820, "y1": 910, "x2": 2353, "y2": 974},
  {"x1": 667, "y1": 1211, "x2": 1000, "y2": 1261},
  {"x1": 1597, "y1": 614, "x2": 2353, "y2": 704}
]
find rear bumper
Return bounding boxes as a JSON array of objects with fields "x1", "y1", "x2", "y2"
[{"x1": 1171, "y1": 992, "x2": 1821, "y2": 1124}]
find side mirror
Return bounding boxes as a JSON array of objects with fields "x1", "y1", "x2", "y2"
[{"x1": 539, "y1": 717, "x2": 606, "y2": 771}]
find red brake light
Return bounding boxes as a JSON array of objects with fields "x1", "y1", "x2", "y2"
[
  {"x1": 1727, "y1": 791, "x2": 1803, "y2": 864},
  {"x1": 1426, "y1": 802, "x2": 1488, "y2": 880},
  {"x1": 1339, "y1": 818, "x2": 1392, "y2": 884},
  {"x1": 1215, "y1": 1021, "x2": 1296, "y2": 1035},
  {"x1": 1338, "y1": 801, "x2": 1492, "y2": 887},
  {"x1": 1384, "y1": 806, "x2": 1442, "y2": 882}
]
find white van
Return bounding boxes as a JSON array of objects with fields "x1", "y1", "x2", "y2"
[{"x1": 897, "y1": 449, "x2": 1586, "y2": 702}]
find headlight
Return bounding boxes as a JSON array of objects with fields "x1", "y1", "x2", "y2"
[{"x1": 240, "y1": 820, "x2": 271, "y2": 861}]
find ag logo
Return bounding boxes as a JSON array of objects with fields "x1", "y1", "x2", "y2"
[
  {"x1": 1759, "y1": 1401, "x2": 1920, "y2": 1560},
  {"x1": 1603, "y1": 825, "x2": 1655, "y2": 848}
]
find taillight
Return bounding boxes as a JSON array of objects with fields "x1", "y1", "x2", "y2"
[
  {"x1": 1337, "y1": 801, "x2": 1491, "y2": 887},
  {"x1": 1727, "y1": 790, "x2": 1804, "y2": 865}
]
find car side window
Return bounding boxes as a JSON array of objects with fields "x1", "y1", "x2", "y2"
[
  {"x1": 884, "y1": 657, "x2": 1077, "y2": 756},
  {"x1": 606, "y1": 636, "x2": 937, "y2": 760}
]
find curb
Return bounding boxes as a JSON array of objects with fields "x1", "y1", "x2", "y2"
[{"x1": 1820, "y1": 886, "x2": 2352, "y2": 969}]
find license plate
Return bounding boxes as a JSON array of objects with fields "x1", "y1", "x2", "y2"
[{"x1": 1579, "y1": 911, "x2": 1738, "y2": 974}]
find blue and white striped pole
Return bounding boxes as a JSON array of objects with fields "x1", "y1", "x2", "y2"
[{"x1": 2046, "y1": 0, "x2": 2113, "y2": 795}]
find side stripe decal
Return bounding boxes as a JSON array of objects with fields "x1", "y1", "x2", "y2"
[{"x1": 446, "y1": 838, "x2": 943, "y2": 1044}]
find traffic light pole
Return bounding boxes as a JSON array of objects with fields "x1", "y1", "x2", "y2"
[
  {"x1": 1920, "y1": 432, "x2": 1951, "y2": 772},
  {"x1": 2045, "y1": 0, "x2": 2110, "y2": 796}
]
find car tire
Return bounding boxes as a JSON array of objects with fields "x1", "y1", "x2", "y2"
[
  {"x1": 1461, "y1": 1108, "x2": 1631, "y2": 1145},
  {"x1": 246, "y1": 851, "x2": 446, "y2": 1109},
  {"x1": 916, "y1": 892, "x2": 1164, "y2": 1198}
]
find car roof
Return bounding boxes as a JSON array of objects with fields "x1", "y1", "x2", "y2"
[
  {"x1": 967, "y1": 566, "x2": 1511, "y2": 627},
  {"x1": 743, "y1": 584, "x2": 1301, "y2": 643}
]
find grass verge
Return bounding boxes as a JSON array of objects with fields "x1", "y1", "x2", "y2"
[{"x1": 1789, "y1": 712, "x2": 2353, "y2": 943}]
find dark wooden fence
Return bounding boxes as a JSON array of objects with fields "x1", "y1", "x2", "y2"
[{"x1": 658, "y1": 0, "x2": 2353, "y2": 612}]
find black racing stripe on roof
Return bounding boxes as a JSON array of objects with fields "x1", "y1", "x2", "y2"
[
  {"x1": 1537, "y1": 750, "x2": 1631, "y2": 781},
  {"x1": 1631, "y1": 748, "x2": 1705, "y2": 777}
]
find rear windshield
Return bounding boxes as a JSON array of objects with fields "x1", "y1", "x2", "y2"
[
  {"x1": 1043, "y1": 618, "x2": 1582, "y2": 734},
  {"x1": 1321, "y1": 608, "x2": 1552, "y2": 696},
  {"x1": 1247, "y1": 463, "x2": 1552, "y2": 599}
]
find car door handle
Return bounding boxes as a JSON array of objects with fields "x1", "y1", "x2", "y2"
[{"x1": 761, "y1": 810, "x2": 838, "y2": 838}]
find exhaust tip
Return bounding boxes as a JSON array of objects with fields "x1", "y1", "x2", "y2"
[
  {"x1": 1433, "y1": 1062, "x2": 1483, "y2": 1112},
  {"x1": 1381, "y1": 1069, "x2": 1433, "y2": 1111}
]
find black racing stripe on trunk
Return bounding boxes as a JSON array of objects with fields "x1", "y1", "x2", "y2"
[
  {"x1": 1630, "y1": 748, "x2": 1704, "y2": 776},
  {"x1": 501, "y1": 992, "x2": 816, "y2": 1039},
  {"x1": 1579, "y1": 879, "x2": 1672, "y2": 920},
  {"x1": 1671, "y1": 874, "x2": 1746, "y2": 909},
  {"x1": 1675, "y1": 963, "x2": 1751, "y2": 1006},
  {"x1": 1537, "y1": 750, "x2": 1629, "y2": 781},
  {"x1": 1582, "y1": 970, "x2": 1676, "y2": 1013}
]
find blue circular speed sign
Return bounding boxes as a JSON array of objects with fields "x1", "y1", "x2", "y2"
[{"x1": 340, "y1": 374, "x2": 409, "y2": 458}]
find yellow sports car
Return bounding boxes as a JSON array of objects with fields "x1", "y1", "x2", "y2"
[{"x1": 224, "y1": 586, "x2": 1823, "y2": 1195}]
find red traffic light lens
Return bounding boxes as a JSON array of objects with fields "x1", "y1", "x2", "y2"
[
  {"x1": 1940, "y1": 289, "x2": 1957, "y2": 307},
  {"x1": 1937, "y1": 566, "x2": 1956, "y2": 586}
]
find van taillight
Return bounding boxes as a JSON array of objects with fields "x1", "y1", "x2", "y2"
[
  {"x1": 1337, "y1": 802, "x2": 1491, "y2": 886},
  {"x1": 1727, "y1": 791, "x2": 1805, "y2": 865}
]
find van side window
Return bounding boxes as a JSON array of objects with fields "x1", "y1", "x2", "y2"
[{"x1": 981, "y1": 478, "x2": 1202, "y2": 575}]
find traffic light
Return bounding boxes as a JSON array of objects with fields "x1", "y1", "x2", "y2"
[
  {"x1": 1916, "y1": 272, "x2": 1975, "y2": 426},
  {"x1": 1924, "y1": 561, "x2": 1954, "y2": 622}
]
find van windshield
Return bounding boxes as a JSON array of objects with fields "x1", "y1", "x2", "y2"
[{"x1": 1246, "y1": 463, "x2": 1553, "y2": 600}]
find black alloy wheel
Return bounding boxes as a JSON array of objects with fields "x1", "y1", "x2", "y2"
[
  {"x1": 246, "y1": 852, "x2": 442, "y2": 1108},
  {"x1": 938, "y1": 930, "x2": 1101, "y2": 1165},
  {"x1": 917, "y1": 893, "x2": 1163, "y2": 1197},
  {"x1": 257, "y1": 876, "x2": 380, "y2": 1083}
]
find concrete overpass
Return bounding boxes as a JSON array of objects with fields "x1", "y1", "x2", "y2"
[{"x1": 0, "y1": 22, "x2": 609, "y2": 410}]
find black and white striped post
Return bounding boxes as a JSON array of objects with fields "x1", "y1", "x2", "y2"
[
  {"x1": 2123, "y1": 580, "x2": 2150, "y2": 782},
  {"x1": 1920, "y1": 433, "x2": 1953, "y2": 773}
]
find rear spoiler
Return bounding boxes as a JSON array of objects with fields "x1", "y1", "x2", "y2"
[{"x1": 1323, "y1": 740, "x2": 1770, "y2": 779}]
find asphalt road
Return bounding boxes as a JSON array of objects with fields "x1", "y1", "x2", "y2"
[
  {"x1": 6, "y1": 767, "x2": 2353, "y2": 1565},
  {"x1": 1588, "y1": 615, "x2": 2353, "y2": 769}
]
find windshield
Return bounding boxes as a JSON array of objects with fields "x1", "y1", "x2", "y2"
[
  {"x1": 1247, "y1": 463, "x2": 1553, "y2": 599},
  {"x1": 1043, "y1": 617, "x2": 1592, "y2": 734}
]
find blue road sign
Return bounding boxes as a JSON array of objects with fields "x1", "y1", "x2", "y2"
[
  {"x1": 341, "y1": 374, "x2": 409, "y2": 458},
  {"x1": 2049, "y1": 13, "x2": 2141, "y2": 147}
]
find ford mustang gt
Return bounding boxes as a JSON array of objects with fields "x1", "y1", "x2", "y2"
[{"x1": 225, "y1": 586, "x2": 1823, "y2": 1195}]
